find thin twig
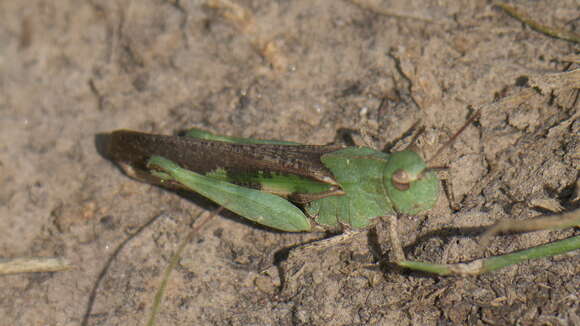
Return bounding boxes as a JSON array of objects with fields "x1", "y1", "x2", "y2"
[
  {"x1": 146, "y1": 207, "x2": 223, "y2": 326},
  {"x1": 496, "y1": 2, "x2": 580, "y2": 43}
]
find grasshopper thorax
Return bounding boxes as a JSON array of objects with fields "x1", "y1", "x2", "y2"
[{"x1": 383, "y1": 149, "x2": 439, "y2": 215}]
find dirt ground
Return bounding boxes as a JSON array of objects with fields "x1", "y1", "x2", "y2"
[{"x1": 0, "y1": 1, "x2": 578, "y2": 325}]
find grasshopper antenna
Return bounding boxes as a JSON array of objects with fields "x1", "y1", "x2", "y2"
[
  {"x1": 395, "y1": 120, "x2": 423, "y2": 153},
  {"x1": 407, "y1": 122, "x2": 425, "y2": 150},
  {"x1": 426, "y1": 108, "x2": 481, "y2": 165}
]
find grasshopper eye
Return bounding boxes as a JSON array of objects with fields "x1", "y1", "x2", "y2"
[{"x1": 392, "y1": 169, "x2": 411, "y2": 191}]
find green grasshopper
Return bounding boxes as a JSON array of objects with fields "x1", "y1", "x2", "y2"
[{"x1": 109, "y1": 118, "x2": 580, "y2": 276}]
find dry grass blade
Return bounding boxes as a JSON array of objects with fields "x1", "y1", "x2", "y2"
[{"x1": 0, "y1": 257, "x2": 72, "y2": 275}]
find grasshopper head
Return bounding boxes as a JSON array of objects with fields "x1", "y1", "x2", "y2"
[
  {"x1": 383, "y1": 149, "x2": 439, "y2": 215},
  {"x1": 382, "y1": 109, "x2": 478, "y2": 215}
]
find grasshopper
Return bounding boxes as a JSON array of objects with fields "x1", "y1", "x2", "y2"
[{"x1": 108, "y1": 115, "x2": 580, "y2": 276}]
